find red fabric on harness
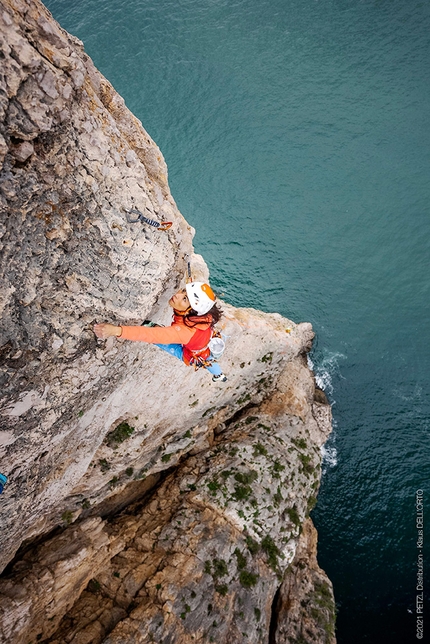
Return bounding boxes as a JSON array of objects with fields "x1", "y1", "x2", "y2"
[{"x1": 182, "y1": 327, "x2": 212, "y2": 365}]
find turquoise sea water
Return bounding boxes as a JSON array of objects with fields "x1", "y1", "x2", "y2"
[{"x1": 45, "y1": 1, "x2": 430, "y2": 641}]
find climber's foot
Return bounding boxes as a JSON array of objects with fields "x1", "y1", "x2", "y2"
[{"x1": 212, "y1": 373, "x2": 227, "y2": 382}]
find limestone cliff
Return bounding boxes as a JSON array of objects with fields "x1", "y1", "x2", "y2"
[{"x1": 0, "y1": 1, "x2": 336, "y2": 642}]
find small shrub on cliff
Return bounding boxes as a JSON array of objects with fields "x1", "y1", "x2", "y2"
[
  {"x1": 239, "y1": 570, "x2": 259, "y2": 588},
  {"x1": 180, "y1": 603, "x2": 191, "y2": 619},
  {"x1": 292, "y1": 436, "x2": 307, "y2": 449},
  {"x1": 61, "y1": 510, "x2": 73, "y2": 525},
  {"x1": 261, "y1": 535, "x2": 281, "y2": 573},
  {"x1": 233, "y1": 483, "x2": 249, "y2": 500},
  {"x1": 314, "y1": 581, "x2": 334, "y2": 606},
  {"x1": 205, "y1": 558, "x2": 230, "y2": 595},
  {"x1": 287, "y1": 506, "x2": 300, "y2": 527},
  {"x1": 99, "y1": 458, "x2": 110, "y2": 472},
  {"x1": 212, "y1": 558, "x2": 228, "y2": 577},
  {"x1": 109, "y1": 476, "x2": 119, "y2": 488},
  {"x1": 270, "y1": 460, "x2": 285, "y2": 478},
  {"x1": 87, "y1": 578, "x2": 101, "y2": 594},
  {"x1": 234, "y1": 548, "x2": 247, "y2": 570},
  {"x1": 253, "y1": 442, "x2": 268, "y2": 457},
  {"x1": 207, "y1": 479, "x2": 220, "y2": 495},
  {"x1": 257, "y1": 423, "x2": 271, "y2": 431},
  {"x1": 307, "y1": 495, "x2": 317, "y2": 513},
  {"x1": 106, "y1": 422, "x2": 134, "y2": 448},
  {"x1": 298, "y1": 452, "x2": 314, "y2": 475},
  {"x1": 261, "y1": 352, "x2": 273, "y2": 363},
  {"x1": 234, "y1": 471, "x2": 258, "y2": 485},
  {"x1": 273, "y1": 486, "x2": 283, "y2": 507},
  {"x1": 310, "y1": 581, "x2": 336, "y2": 639},
  {"x1": 245, "y1": 535, "x2": 259, "y2": 555}
]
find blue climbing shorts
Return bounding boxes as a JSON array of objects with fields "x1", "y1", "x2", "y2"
[
  {"x1": 155, "y1": 343, "x2": 222, "y2": 376},
  {"x1": 154, "y1": 343, "x2": 184, "y2": 361}
]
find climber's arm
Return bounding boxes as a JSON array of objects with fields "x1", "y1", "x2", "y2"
[
  {"x1": 94, "y1": 323, "x2": 194, "y2": 344},
  {"x1": 120, "y1": 324, "x2": 194, "y2": 344}
]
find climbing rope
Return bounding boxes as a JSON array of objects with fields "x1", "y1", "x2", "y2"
[{"x1": 124, "y1": 207, "x2": 172, "y2": 231}]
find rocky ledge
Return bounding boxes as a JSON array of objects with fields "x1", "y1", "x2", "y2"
[{"x1": 0, "y1": 1, "x2": 336, "y2": 642}]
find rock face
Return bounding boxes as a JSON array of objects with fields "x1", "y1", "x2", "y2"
[{"x1": 0, "y1": 1, "x2": 336, "y2": 642}]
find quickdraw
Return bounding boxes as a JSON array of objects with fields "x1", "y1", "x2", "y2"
[
  {"x1": 124, "y1": 207, "x2": 172, "y2": 232},
  {"x1": 186, "y1": 257, "x2": 192, "y2": 279},
  {"x1": 190, "y1": 355, "x2": 214, "y2": 371}
]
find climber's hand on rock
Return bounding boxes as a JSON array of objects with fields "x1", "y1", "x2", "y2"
[{"x1": 93, "y1": 323, "x2": 122, "y2": 339}]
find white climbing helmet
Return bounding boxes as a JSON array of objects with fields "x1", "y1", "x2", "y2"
[{"x1": 186, "y1": 282, "x2": 216, "y2": 315}]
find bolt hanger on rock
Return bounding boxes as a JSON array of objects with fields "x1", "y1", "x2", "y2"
[{"x1": 123, "y1": 207, "x2": 172, "y2": 231}]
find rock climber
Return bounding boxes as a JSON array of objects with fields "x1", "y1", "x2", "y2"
[{"x1": 93, "y1": 282, "x2": 227, "y2": 382}]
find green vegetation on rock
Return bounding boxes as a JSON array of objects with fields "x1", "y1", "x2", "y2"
[
  {"x1": 245, "y1": 535, "x2": 260, "y2": 555},
  {"x1": 253, "y1": 442, "x2": 268, "y2": 457},
  {"x1": 99, "y1": 458, "x2": 110, "y2": 472},
  {"x1": 61, "y1": 510, "x2": 73, "y2": 525},
  {"x1": 234, "y1": 548, "x2": 247, "y2": 570},
  {"x1": 239, "y1": 570, "x2": 259, "y2": 588},
  {"x1": 106, "y1": 422, "x2": 134, "y2": 447},
  {"x1": 287, "y1": 506, "x2": 301, "y2": 527},
  {"x1": 261, "y1": 534, "x2": 281, "y2": 573},
  {"x1": 292, "y1": 437, "x2": 307, "y2": 450}
]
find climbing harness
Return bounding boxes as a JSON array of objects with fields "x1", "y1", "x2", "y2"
[
  {"x1": 124, "y1": 207, "x2": 172, "y2": 232},
  {"x1": 187, "y1": 330, "x2": 226, "y2": 371}
]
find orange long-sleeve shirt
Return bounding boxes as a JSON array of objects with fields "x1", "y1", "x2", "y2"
[{"x1": 120, "y1": 323, "x2": 195, "y2": 345}]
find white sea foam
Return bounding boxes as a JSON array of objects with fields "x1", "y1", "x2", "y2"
[
  {"x1": 320, "y1": 419, "x2": 338, "y2": 472},
  {"x1": 308, "y1": 351, "x2": 342, "y2": 473},
  {"x1": 307, "y1": 351, "x2": 345, "y2": 399},
  {"x1": 321, "y1": 443, "x2": 338, "y2": 472}
]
